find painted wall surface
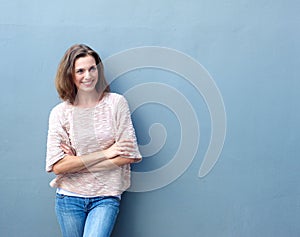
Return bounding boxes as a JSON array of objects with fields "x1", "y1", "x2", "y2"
[{"x1": 0, "y1": 0, "x2": 299, "y2": 236}]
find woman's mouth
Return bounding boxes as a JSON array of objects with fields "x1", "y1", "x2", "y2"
[{"x1": 81, "y1": 80, "x2": 94, "y2": 87}]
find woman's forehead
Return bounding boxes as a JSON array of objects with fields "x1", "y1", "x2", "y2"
[{"x1": 74, "y1": 55, "x2": 96, "y2": 68}]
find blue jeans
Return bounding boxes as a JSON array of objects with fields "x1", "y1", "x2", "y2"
[{"x1": 55, "y1": 193, "x2": 120, "y2": 237}]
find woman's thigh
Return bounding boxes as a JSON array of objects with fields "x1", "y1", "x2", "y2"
[
  {"x1": 55, "y1": 193, "x2": 87, "y2": 237},
  {"x1": 83, "y1": 197, "x2": 120, "y2": 237}
]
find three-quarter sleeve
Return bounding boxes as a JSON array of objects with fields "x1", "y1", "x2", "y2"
[
  {"x1": 46, "y1": 104, "x2": 69, "y2": 172},
  {"x1": 114, "y1": 95, "x2": 142, "y2": 160}
]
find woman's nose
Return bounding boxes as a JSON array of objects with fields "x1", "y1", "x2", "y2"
[{"x1": 84, "y1": 71, "x2": 91, "y2": 79}]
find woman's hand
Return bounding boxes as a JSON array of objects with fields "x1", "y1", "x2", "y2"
[
  {"x1": 102, "y1": 140, "x2": 135, "y2": 159},
  {"x1": 60, "y1": 142, "x2": 76, "y2": 156}
]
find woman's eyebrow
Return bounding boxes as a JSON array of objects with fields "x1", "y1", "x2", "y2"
[{"x1": 75, "y1": 64, "x2": 97, "y2": 70}]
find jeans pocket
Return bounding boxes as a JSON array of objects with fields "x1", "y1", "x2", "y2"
[{"x1": 56, "y1": 193, "x2": 66, "y2": 199}]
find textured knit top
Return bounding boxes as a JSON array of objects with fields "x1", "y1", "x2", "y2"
[{"x1": 46, "y1": 93, "x2": 141, "y2": 196}]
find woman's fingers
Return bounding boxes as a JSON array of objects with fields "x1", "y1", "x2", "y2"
[
  {"x1": 116, "y1": 140, "x2": 134, "y2": 148},
  {"x1": 117, "y1": 142, "x2": 134, "y2": 151},
  {"x1": 103, "y1": 140, "x2": 135, "y2": 158},
  {"x1": 60, "y1": 142, "x2": 76, "y2": 155}
]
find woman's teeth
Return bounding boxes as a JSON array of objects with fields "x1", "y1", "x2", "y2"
[{"x1": 82, "y1": 80, "x2": 93, "y2": 86}]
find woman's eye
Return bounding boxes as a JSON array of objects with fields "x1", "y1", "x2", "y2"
[
  {"x1": 90, "y1": 66, "x2": 97, "y2": 72},
  {"x1": 76, "y1": 69, "x2": 84, "y2": 74}
]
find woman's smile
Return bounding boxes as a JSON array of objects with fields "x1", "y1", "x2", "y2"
[{"x1": 81, "y1": 79, "x2": 95, "y2": 87}]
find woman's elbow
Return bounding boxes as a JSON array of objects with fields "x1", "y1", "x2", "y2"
[{"x1": 52, "y1": 163, "x2": 64, "y2": 175}]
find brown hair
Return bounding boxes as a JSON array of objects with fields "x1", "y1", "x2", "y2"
[{"x1": 55, "y1": 44, "x2": 110, "y2": 104}]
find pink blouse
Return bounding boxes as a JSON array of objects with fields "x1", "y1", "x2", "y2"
[{"x1": 46, "y1": 93, "x2": 141, "y2": 196}]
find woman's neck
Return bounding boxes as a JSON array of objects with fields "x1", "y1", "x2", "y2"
[{"x1": 74, "y1": 90, "x2": 101, "y2": 108}]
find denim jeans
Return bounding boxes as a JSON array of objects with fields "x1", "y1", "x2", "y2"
[{"x1": 55, "y1": 193, "x2": 120, "y2": 237}]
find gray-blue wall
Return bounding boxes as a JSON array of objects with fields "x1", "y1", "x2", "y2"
[{"x1": 0, "y1": 1, "x2": 299, "y2": 236}]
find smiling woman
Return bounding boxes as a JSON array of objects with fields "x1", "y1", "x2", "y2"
[
  {"x1": 46, "y1": 44, "x2": 142, "y2": 237},
  {"x1": 73, "y1": 56, "x2": 98, "y2": 92},
  {"x1": 55, "y1": 44, "x2": 110, "y2": 105}
]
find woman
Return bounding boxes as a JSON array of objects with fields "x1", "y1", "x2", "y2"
[{"x1": 46, "y1": 44, "x2": 142, "y2": 237}]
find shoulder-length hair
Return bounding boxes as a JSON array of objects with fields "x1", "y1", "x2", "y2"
[{"x1": 55, "y1": 44, "x2": 110, "y2": 104}]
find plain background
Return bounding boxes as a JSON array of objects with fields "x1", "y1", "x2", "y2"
[{"x1": 0, "y1": 0, "x2": 299, "y2": 236}]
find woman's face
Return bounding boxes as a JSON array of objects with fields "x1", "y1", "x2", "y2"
[{"x1": 73, "y1": 55, "x2": 98, "y2": 92}]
